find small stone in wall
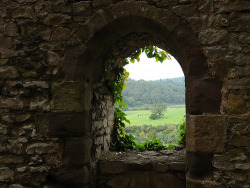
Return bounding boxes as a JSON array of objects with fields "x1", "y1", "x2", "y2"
[
  {"x1": 51, "y1": 27, "x2": 71, "y2": 41},
  {"x1": 0, "y1": 66, "x2": 19, "y2": 79},
  {"x1": 0, "y1": 167, "x2": 14, "y2": 182}
]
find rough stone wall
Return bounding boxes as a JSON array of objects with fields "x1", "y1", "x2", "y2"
[
  {"x1": 0, "y1": 0, "x2": 249, "y2": 187},
  {"x1": 97, "y1": 150, "x2": 186, "y2": 188}
]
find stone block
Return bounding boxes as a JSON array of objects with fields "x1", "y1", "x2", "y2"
[
  {"x1": 213, "y1": 154, "x2": 234, "y2": 170},
  {"x1": 0, "y1": 66, "x2": 19, "y2": 79},
  {"x1": 125, "y1": 158, "x2": 152, "y2": 171},
  {"x1": 51, "y1": 27, "x2": 71, "y2": 41},
  {"x1": 43, "y1": 14, "x2": 71, "y2": 26},
  {"x1": 151, "y1": 173, "x2": 185, "y2": 188},
  {"x1": 26, "y1": 142, "x2": 58, "y2": 154},
  {"x1": 0, "y1": 167, "x2": 14, "y2": 182},
  {"x1": 48, "y1": 112, "x2": 90, "y2": 137},
  {"x1": 156, "y1": 162, "x2": 185, "y2": 172},
  {"x1": 186, "y1": 176, "x2": 224, "y2": 188},
  {"x1": 63, "y1": 137, "x2": 92, "y2": 166},
  {"x1": 3, "y1": 22, "x2": 19, "y2": 37},
  {"x1": 106, "y1": 175, "x2": 131, "y2": 188},
  {"x1": 221, "y1": 93, "x2": 248, "y2": 114},
  {"x1": 0, "y1": 155, "x2": 24, "y2": 164},
  {"x1": 172, "y1": 4, "x2": 198, "y2": 17},
  {"x1": 52, "y1": 166, "x2": 90, "y2": 185},
  {"x1": 186, "y1": 115, "x2": 226, "y2": 153},
  {"x1": 131, "y1": 173, "x2": 150, "y2": 188},
  {"x1": 198, "y1": 29, "x2": 227, "y2": 45},
  {"x1": 0, "y1": 36, "x2": 12, "y2": 49},
  {"x1": 187, "y1": 152, "x2": 213, "y2": 178},
  {"x1": 186, "y1": 79, "x2": 222, "y2": 114},
  {"x1": 98, "y1": 160, "x2": 124, "y2": 174},
  {"x1": 51, "y1": 81, "x2": 92, "y2": 112},
  {"x1": 230, "y1": 135, "x2": 250, "y2": 147},
  {"x1": 10, "y1": 6, "x2": 34, "y2": 19}
]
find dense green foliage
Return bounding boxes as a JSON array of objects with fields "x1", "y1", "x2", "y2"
[
  {"x1": 125, "y1": 124, "x2": 181, "y2": 145},
  {"x1": 122, "y1": 78, "x2": 185, "y2": 108},
  {"x1": 177, "y1": 115, "x2": 186, "y2": 145},
  {"x1": 150, "y1": 103, "x2": 167, "y2": 119}
]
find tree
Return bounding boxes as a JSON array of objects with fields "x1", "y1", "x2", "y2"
[{"x1": 150, "y1": 103, "x2": 167, "y2": 119}]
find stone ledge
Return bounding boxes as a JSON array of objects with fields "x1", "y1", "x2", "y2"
[{"x1": 98, "y1": 149, "x2": 186, "y2": 174}]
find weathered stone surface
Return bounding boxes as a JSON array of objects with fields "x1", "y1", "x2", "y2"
[
  {"x1": 106, "y1": 175, "x2": 131, "y2": 188},
  {"x1": 43, "y1": 14, "x2": 71, "y2": 26},
  {"x1": 48, "y1": 112, "x2": 90, "y2": 137},
  {"x1": 186, "y1": 176, "x2": 224, "y2": 188},
  {"x1": 10, "y1": 7, "x2": 35, "y2": 19},
  {"x1": 213, "y1": 154, "x2": 234, "y2": 170},
  {"x1": 51, "y1": 27, "x2": 71, "y2": 41},
  {"x1": 198, "y1": 29, "x2": 228, "y2": 44},
  {"x1": 131, "y1": 173, "x2": 150, "y2": 188},
  {"x1": 222, "y1": 93, "x2": 248, "y2": 114},
  {"x1": 0, "y1": 66, "x2": 19, "y2": 79},
  {"x1": 0, "y1": 36, "x2": 12, "y2": 49},
  {"x1": 29, "y1": 97, "x2": 50, "y2": 111},
  {"x1": 52, "y1": 166, "x2": 90, "y2": 184},
  {"x1": 6, "y1": 140, "x2": 24, "y2": 154},
  {"x1": 230, "y1": 135, "x2": 250, "y2": 147},
  {"x1": 51, "y1": 81, "x2": 92, "y2": 112},
  {"x1": 125, "y1": 157, "x2": 152, "y2": 171},
  {"x1": 186, "y1": 115, "x2": 226, "y2": 153},
  {"x1": 152, "y1": 173, "x2": 185, "y2": 188},
  {"x1": 187, "y1": 152, "x2": 213, "y2": 178},
  {"x1": 26, "y1": 143, "x2": 57, "y2": 154},
  {"x1": 63, "y1": 137, "x2": 92, "y2": 166},
  {"x1": 235, "y1": 163, "x2": 250, "y2": 170},
  {"x1": 172, "y1": 4, "x2": 198, "y2": 17},
  {"x1": 0, "y1": 124, "x2": 7, "y2": 135},
  {"x1": 0, "y1": 97, "x2": 24, "y2": 111},
  {"x1": 2, "y1": 22, "x2": 19, "y2": 37},
  {"x1": 9, "y1": 184, "x2": 26, "y2": 188},
  {"x1": 0, "y1": 167, "x2": 14, "y2": 182},
  {"x1": 99, "y1": 160, "x2": 124, "y2": 174},
  {"x1": 0, "y1": 155, "x2": 24, "y2": 164}
]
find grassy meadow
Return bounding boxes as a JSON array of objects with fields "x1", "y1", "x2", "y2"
[{"x1": 125, "y1": 107, "x2": 186, "y2": 126}]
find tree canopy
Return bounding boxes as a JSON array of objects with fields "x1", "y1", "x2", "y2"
[{"x1": 150, "y1": 103, "x2": 167, "y2": 119}]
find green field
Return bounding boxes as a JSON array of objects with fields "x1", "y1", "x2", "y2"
[{"x1": 125, "y1": 107, "x2": 186, "y2": 126}]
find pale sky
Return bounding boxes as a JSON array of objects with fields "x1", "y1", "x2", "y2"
[{"x1": 124, "y1": 52, "x2": 184, "y2": 81}]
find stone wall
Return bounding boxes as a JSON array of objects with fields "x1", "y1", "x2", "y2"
[
  {"x1": 0, "y1": 0, "x2": 249, "y2": 187},
  {"x1": 97, "y1": 150, "x2": 186, "y2": 188}
]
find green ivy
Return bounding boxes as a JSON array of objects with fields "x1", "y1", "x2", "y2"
[
  {"x1": 177, "y1": 115, "x2": 186, "y2": 145},
  {"x1": 110, "y1": 46, "x2": 185, "y2": 151}
]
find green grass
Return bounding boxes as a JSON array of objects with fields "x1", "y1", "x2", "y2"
[{"x1": 125, "y1": 107, "x2": 186, "y2": 126}]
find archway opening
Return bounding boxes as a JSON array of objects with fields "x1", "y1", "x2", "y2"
[
  {"x1": 123, "y1": 51, "x2": 186, "y2": 148},
  {"x1": 108, "y1": 46, "x2": 186, "y2": 151}
]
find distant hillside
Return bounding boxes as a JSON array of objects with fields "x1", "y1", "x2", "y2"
[
  {"x1": 157, "y1": 77, "x2": 185, "y2": 82},
  {"x1": 122, "y1": 78, "x2": 185, "y2": 108}
]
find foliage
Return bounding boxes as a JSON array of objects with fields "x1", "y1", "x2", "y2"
[
  {"x1": 125, "y1": 124, "x2": 180, "y2": 146},
  {"x1": 122, "y1": 78, "x2": 185, "y2": 107},
  {"x1": 129, "y1": 45, "x2": 171, "y2": 63},
  {"x1": 150, "y1": 103, "x2": 167, "y2": 119},
  {"x1": 177, "y1": 115, "x2": 186, "y2": 145},
  {"x1": 135, "y1": 137, "x2": 166, "y2": 151},
  {"x1": 149, "y1": 113, "x2": 158, "y2": 120}
]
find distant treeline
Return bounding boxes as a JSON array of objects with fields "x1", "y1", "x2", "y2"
[{"x1": 122, "y1": 77, "x2": 185, "y2": 107}]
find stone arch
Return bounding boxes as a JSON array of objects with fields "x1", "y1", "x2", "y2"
[{"x1": 48, "y1": 1, "x2": 225, "y2": 187}]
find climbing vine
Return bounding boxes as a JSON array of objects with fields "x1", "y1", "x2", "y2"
[{"x1": 109, "y1": 45, "x2": 185, "y2": 151}]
